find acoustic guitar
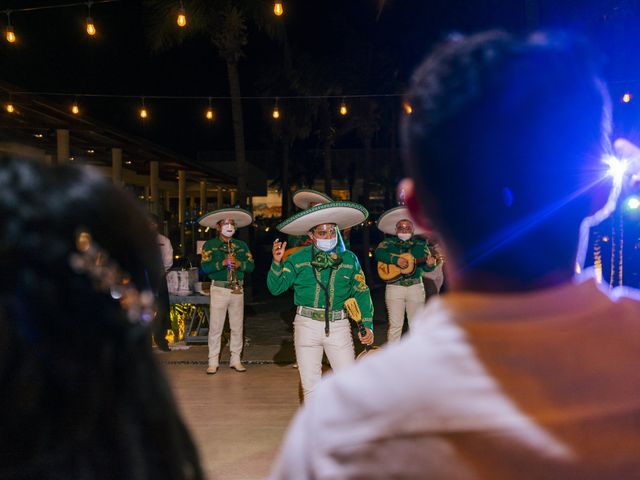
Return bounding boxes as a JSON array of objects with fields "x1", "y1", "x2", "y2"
[{"x1": 377, "y1": 253, "x2": 434, "y2": 282}]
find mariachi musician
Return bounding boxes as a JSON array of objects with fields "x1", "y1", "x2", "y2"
[
  {"x1": 198, "y1": 207, "x2": 254, "y2": 375},
  {"x1": 375, "y1": 206, "x2": 436, "y2": 343}
]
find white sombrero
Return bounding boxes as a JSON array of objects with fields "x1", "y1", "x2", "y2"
[
  {"x1": 277, "y1": 201, "x2": 368, "y2": 235},
  {"x1": 377, "y1": 206, "x2": 426, "y2": 235},
  {"x1": 198, "y1": 207, "x2": 253, "y2": 229},
  {"x1": 292, "y1": 189, "x2": 333, "y2": 210}
]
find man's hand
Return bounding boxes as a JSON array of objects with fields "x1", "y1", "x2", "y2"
[
  {"x1": 397, "y1": 257, "x2": 409, "y2": 268},
  {"x1": 272, "y1": 239, "x2": 287, "y2": 264},
  {"x1": 426, "y1": 256, "x2": 436, "y2": 267},
  {"x1": 358, "y1": 327, "x2": 374, "y2": 345},
  {"x1": 225, "y1": 256, "x2": 239, "y2": 269}
]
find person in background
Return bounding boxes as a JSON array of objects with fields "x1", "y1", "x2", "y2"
[
  {"x1": 198, "y1": 208, "x2": 254, "y2": 375},
  {"x1": 149, "y1": 213, "x2": 172, "y2": 352},
  {"x1": 375, "y1": 206, "x2": 436, "y2": 342},
  {"x1": 0, "y1": 155, "x2": 203, "y2": 480},
  {"x1": 270, "y1": 31, "x2": 640, "y2": 479}
]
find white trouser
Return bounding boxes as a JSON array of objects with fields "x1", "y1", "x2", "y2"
[
  {"x1": 385, "y1": 282, "x2": 425, "y2": 343},
  {"x1": 208, "y1": 285, "x2": 244, "y2": 366},
  {"x1": 294, "y1": 314, "x2": 355, "y2": 399}
]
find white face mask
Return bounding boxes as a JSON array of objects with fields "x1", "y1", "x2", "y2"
[
  {"x1": 221, "y1": 225, "x2": 236, "y2": 237},
  {"x1": 316, "y1": 237, "x2": 337, "y2": 252},
  {"x1": 397, "y1": 233, "x2": 412, "y2": 241}
]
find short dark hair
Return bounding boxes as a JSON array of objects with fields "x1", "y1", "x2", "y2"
[{"x1": 403, "y1": 31, "x2": 608, "y2": 277}]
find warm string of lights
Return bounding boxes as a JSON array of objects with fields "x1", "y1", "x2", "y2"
[
  {"x1": 3, "y1": 91, "x2": 412, "y2": 122},
  {"x1": 3, "y1": 0, "x2": 286, "y2": 45}
]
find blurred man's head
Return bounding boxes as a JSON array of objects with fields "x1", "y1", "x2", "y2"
[{"x1": 402, "y1": 31, "x2": 610, "y2": 288}]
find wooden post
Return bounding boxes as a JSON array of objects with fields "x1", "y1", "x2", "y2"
[{"x1": 56, "y1": 129, "x2": 69, "y2": 164}]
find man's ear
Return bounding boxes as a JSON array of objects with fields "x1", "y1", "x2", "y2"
[{"x1": 398, "y1": 178, "x2": 430, "y2": 231}]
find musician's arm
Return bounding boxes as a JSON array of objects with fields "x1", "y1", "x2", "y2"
[
  {"x1": 374, "y1": 240, "x2": 398, "y2": 265},
  {"x1": 236, "y1": 241, "x2": 255, "y2": 273},
  {"x1": 201, "y1": 243, "x2": 226, "y2": 274},
  {"x1": 421, "y1": 241, "x2": 436, "y2": 272},
  {"x1": 267, "y1": 258, "x2": 296, "y2": 295}
]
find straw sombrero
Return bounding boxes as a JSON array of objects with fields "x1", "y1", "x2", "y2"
[
  {"x1": 198, "y1": 207, "x2": 253, "y2": 229},
  {"x1": 292, "y1": 189, "x2": 333, "y2": 210},
  {"x1": 277, "y1": 201, "x2": 368, "y2": 235},
  {"x1": 377, "y1": 206, "x2": 426, "y2": 235}
]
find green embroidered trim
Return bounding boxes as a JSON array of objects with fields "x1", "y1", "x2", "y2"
[
  {"x1": 270, "y1": 267, "x2": 282, "y2": 276},
  {"x1": 313, "y1": 281, "x2": 321, "y2": 308},
  {"x1": 276, "y1": 201, "x2": 369, "y2": 231},
  {"x1": 329, "y1": 268, "x2": 337, "y2": 310},
  {"x1": 295, "y1": 261, "x2": 311, "y2": 268}
]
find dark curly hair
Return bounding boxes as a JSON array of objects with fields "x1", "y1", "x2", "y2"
[
  {"x1": 403, "y1": 31, "x2": 609, "y2": 281},
  {"x1": 0, "y1": 156, "x2": 202, "y2": 480}
]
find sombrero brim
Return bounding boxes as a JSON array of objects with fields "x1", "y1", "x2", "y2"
[
  {"x1": 377, "y1": 206, "x2": 426, "y2": 235},
  {"x1": 198, "y1": 208, "x2": 253, "y2": 229},
  {"x1": 277, "y1": 201, "x2": 368, "y2": 235},
  {"x1": 292, "y1": 189, "x2": 333, "y2": 210}
]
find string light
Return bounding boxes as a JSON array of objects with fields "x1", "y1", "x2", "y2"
[
  {"x1": 339, "y1": 99, "x2": 348, "y2": 116},
  {"x1": 85, "y1": 1, "x2": 96, "y2": 36},
  {"x1": 205, "y1": 97, "x2": 214, "y2": 120},
  {"x1": 71, "y1": 100, "x2": 80, "y2": 115},
  {"x1": 5, "y1": 102, "x2": 15, "y2": 113},
  {"x1": 5, "y1": 11, "x2": 16, "y2": 44},
  {"x1": 402, "y1": 101, "x2": 413, "y2": 115},
  {"x1": 139, "y1": 98, "x2": 148, "y2": 119},
  {"x1": 177, "y1": 1, "x2": 186, "y2": 27},
  {"x1": 272, "y1": 99, "x2": 280, "y2": 119},
  {"x1": 622, "y1": 92, "x2": 632, "y2": 103},
  {"x1": 274, "y1": 1, "x2": 284, "y2": 16}
]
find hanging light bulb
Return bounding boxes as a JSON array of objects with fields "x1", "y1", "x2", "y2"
[
  {"x1": 272, "y1": 103, "x2": 280, "y2": 119},
  {"x1": 274, "y1": 1, "x2": 284, "y2": 16},
  {"x1": 5, "y1": 102, "x2": 14, "y2": 113},
  {"x1": 402, "y1": 101, "x2": 413, "y2": 115},
  {"x1": 205, "y1": 98, "x2": 214, "y2": 121},
  {"x1": 139, "y1": 98, "x2": 148, "y2": 119},
  {"x1": 622, "y1": 92, "x2": 632, "y2": 104},
  {"x1": 71, "y1": 101, "x2": 80, "y2": 115},
  {"x1": 339, "y1": 99, "x2": 348, "y2": 116},
  {"x1": 177, "y1": 2, "x2": 187, "y2": 27},
  {"x1": 5, "y1": 12, "x2": 15, "y2": 44},
  {"x1": 85, "y1": 2, "x2": 96, "y2": 36}
]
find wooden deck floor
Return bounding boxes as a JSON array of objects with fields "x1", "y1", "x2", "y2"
[{"x1": 163, "y1": 363, "x2": 302, "y2": 480}]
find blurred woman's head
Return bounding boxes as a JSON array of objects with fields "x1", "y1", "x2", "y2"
[{"x1": 0, "y1": 156, "x2": 201, "y2": 480}]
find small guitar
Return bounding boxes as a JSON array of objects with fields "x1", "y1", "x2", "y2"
[{"x1": 377, "y1": 253, "x2": 435, "y2": 282}]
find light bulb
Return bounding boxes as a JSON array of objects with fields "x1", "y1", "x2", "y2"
[
  {"x1": 622, "y1": 93, "x2": 632, "y2": 104},
  {"x1": 403, "y1": 102, "x2": 413, "y2": 115},
  {"x1": 71, "y1": 103, "x2": 80, "y2": 115},
  {"x1": 274, "y1": 1, "x2": 284, "y2": 16},
  {"x1": 86, "y1": 18, "x2": 96, "y2": 36},
  {"x1": 272, "y1": 106, "x2": 280, "y2": 119},
  {"x1": 5, "y1": 26, "x2": 15, "y2": 44},
  {"x1": 6, "y1": 103, "x2": 14, "y2": 113},
  {"x1": 177, "y1": 7, "x2": 187, "y2": 27},
  {"x1": 140, "y1": 107, "x2": 148, "y2": 119},
  {"x1": 205, "y1": 107, "x2": 214, "y2": 120},
  {"x1": 339, "y1": 103, "x2": 348, "y2": 116}
]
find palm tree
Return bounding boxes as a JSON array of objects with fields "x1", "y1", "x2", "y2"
[{"x1": 144, "y1": 0, "x2": 282, "y2": 209}]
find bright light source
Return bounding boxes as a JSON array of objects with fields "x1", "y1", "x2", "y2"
[
  {"x1": 205, "y1": 107, "x2": 214, "y2": 120},
  {"x1": 403, "y1": 102, "x2": 413, "y2": 115},
  {"x1": 622, "y1": 93, "x2": 632, "y2": 104},
  {"x1": 274, "y1": 1, "x2": 284, "y2": 16},
  {"x1": 626, "y1": 196, "x2": 640, "y2": 210},
  {"x1": 603, "y1": 154, "x2": 628, "y2": 187},
  {"x1": 339, "y1": 102, "x2": 348, "y2": 116},
  {"x1": 140, "y1": 107, "x2": 148, "y2": 119},
  {"x1": 5, "y1": 103, "x2": 14, "y2": 113},
  {"x1": 5, "y1": 26, "x2": 15, "y2": 44},
  {"x1": 177, "y1": 3, "x2": 187, "y2": 27},
  {"x1": 71, "y1": 103, "x2": 80, "y2": 115},
  {"x1": 86, "y1": 18, "x2": 96, "y2": 36},
  {"x1": 272, "y1": 106, "x2": 280, "y2": 119}
]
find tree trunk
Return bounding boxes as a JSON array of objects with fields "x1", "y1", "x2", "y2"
[
  {"x1": 281, "y1": 141, "x2": 291, "y2": 218},
  {"x1": 226, "y1": 60, "x2": 248, "y2": 209},
  {"x1": 323, "y1": 136, "x2": 332, "y2": 196}
]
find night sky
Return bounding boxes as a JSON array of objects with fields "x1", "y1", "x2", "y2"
[{"x1": 2, "y1": 0, "x2": 640, "y2": 159}]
